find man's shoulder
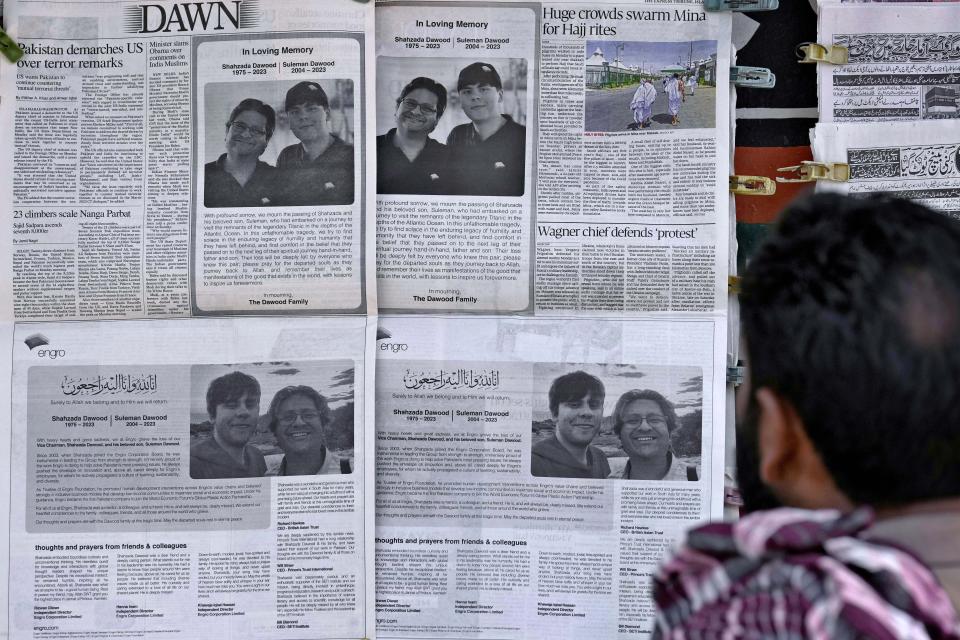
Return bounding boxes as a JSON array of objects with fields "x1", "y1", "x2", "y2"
[
  {"x1": 190, "y1": 437, "x2": 221, "y2": 459},
  {"x1": 276, "y1": 144, "x2": 301, "y2": 166},
  {"x1": 653, "y1": 508, "x2": 960, "y2": 638},
  {"x1": 325, "y1": 137, "x2": 354, "y2": 161},
  {"x1": 376, "y1": 130, "x2": 395, "y2": 151},
  {"x1": 446, "y1": 123, "x2": 473, "y2": 145},
  {"x1": 204, "y1": 155, "x2": 226, "y2": 172},
  {"x1": 532, "y1": 435, "x2": 561, "y2": 455}
]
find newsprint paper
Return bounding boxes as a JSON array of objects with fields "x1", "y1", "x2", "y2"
[
  {"x1": 6, "y1": 317, "x2": 377, "y2": 639},
  {"x1": 817, "y1": 2, "x2": 960, "y2": 123},
  {"x1": 374, "y1": 315, "x2": 726, "y2": 639},
  {"x1": 0, "y1": 0, "x2": 733, "y2": 638},
  {"x1": 812, "y1": 121, "x2": 960, "y2": 218},
  {"x1": 375, "y1": 0, "x2": 731, "y2": 315},
  {"x1": 0, "y1": 0, "x2": 377, "y2": 319}
]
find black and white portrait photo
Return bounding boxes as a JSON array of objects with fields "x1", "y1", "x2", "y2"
[
  {"x1": 189, "y1": 362, "x2": 355, "y2": 479},
  {"x1": 376, "y1": 56, "x2": 529, "y2": 197},
  {"x1": 202, "y1": 79, "x2": 356, "y2": 208}
]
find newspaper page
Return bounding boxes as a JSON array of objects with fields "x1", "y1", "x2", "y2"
[
  {"x1": 0, "y1": 0, "x2": 376, "y2": 320},
  {"x1": 812, "y1": 121, "x2": 960, "y2": 218},
  {"x1": 5, "y1": 316, "x2": 376, "y2": 639},
  {"x1": 374, "y1": 315, "x2": 726, "y2": 639},
  {"x1": 375, "y1": 1, "x2": 731, "y2": 314},
  {"x1": 817, "y1": 2, "x2": 960, "y2": 123}
]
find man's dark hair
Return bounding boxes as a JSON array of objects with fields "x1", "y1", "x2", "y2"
[
  {"x1": 267, "y1": 385, "x2": 331, "y2": 433},
  {"x1": 206, "y1": 371, "x2": 261, "y2": 419},
  {"x1": 740, "y1": 193, "x2": 960, "y2": 506},
  {"x1": 397, "y1": 76, "x2": 448, "y2": 119},
  {"x1": 548, "y1": 370, "x2": 605, "y2": 417},
  {"x1": 612, "y1": 389, "x2": 678, "y2": 436},
  {"x1": 226, "y1": 98, "x2": 276, "y2": 141}
]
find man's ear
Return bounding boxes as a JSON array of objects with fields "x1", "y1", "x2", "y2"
[
  {"x1": 753, "y1": 387, "x2": 853, "y2": 511},
  {"x1": 754, "y1": 387, "x2": 800, "y2": 490}
]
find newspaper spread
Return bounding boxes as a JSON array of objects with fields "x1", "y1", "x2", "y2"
[
  {"x1": 0, "y1": 0, "x2": 734, "y2": 638},
  {"x1": 812, "y1": 121, "x2": 960, "y2": 217},
  {"x1": 374, "y1": 315, "x2": 725, "y2": 639},
  {"x1": 817, "y1": 2, "x2": 960, "y2": 123},
  {"x1": 6, "y1": 316, "x2": 376, "y2": 639},
  {"x1": 376, "y1": 0, "x2": 731, "y2": 315},
  {"x1": 0, "y1": 0, "x2": 377, "y2": 319}
]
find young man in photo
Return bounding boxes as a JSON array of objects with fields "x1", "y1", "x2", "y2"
[
  {"x1": 531, "y1": 370, "x2": 609, "y2": 479},
  {"x1": 446, "y1": 62, "x2": 526, "y2": 197},
  {"x1": 277, "y1": 81, "x2": 354, "y2": 206},
  {"x1": 190, "y1": 371, "x2": 266, "y2": 479}
]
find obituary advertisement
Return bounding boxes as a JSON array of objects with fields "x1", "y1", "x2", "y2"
[
  {"x1": 6, "y1": 317, "x2": 376, "y2": 639},
  {"x1": 0, "y1": 0, "x2": 376, "y2": 321},
  {"x1": 375, "y1": 1, "x2": 731, "y2": 315},
  {"x1": 374, "y1": 315, "x2": 726, "y2": 639},
  {"x1": 818, "y1": 2, "x2": 960, "y2": 123},
  {"x1": 812, "y1": 121, "x2": 960, "y2": 217}
]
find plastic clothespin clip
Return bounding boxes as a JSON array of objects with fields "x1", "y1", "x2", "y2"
[
  {"x1": 776, "y1": 161, "x2": 850, "y2": 183},
  {"x1": 0, "y1": 27, "x2": 24, "y2": 63},
  {"x1": 730, "y1": 175, "x2": 777, "y2": 196},
  {"x1": 730, "y1": 66, "x2": 776, "y2": 89},
  {"x1": 796, "y1": 42, "x2": 848, "y2": 65},
  {"x1": 726, "y1": 366, "x2": 745, "y2": 386},
  {"x1": 704, "y1": 0, "x2": 779, "y2": 12},
  {"x1": 728, "y1": 276, "x2": 742, "y2": 295}
]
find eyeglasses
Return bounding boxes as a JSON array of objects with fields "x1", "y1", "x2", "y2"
[
  {"x1": 229, "y1": 121, "x2": 267, "y2": 137},
  {"x1": 278, "y1": 410, "x2": 322, "y2": 425},
  {"x1": 622, "y1": 415, "x2": 667, "y2": 429},
  {"x1": 400, "y1": 98, "x2": 438, "y2": 116}
]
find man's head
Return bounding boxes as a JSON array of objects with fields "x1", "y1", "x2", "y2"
[
  {"x1": 395, "y1": 77, "x2": 447, "y2": 134},
  {"x1": 225, "y1": 98, "x2": 275, "y2": 157},
  {"x1": 206, "y1": 371, "x2": 261, "y2": 451},
  {"x1": 738, "y1": 193, "x2": 960, "y2": 512},
  {"x1": 268, "y1": 385, "x2": 331, "y2": 457},
  {"x1": 549, "y1": 371, "x2": 605, "y2": 450},
  {"x1": 285, "y1": 81, "x2": 331, "y2": 144},
  {"x1": 457, "y1": 62, "x2": 503, "y2": 124},
  {"x1": 612, "y1": 389, "x2": 678, "y2": 462}
]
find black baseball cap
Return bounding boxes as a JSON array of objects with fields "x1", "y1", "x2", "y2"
[{"x1": 285, "y1": 81, "x2": 329, "y2": 111}]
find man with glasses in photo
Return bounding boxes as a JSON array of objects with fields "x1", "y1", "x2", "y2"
[
  {"x1": 204, "y1": 98, "x2": 277, "y2": 207},
  {"x1": 377, "y1": 76, "x2": 450, "y2": 195},
  {"x1": 266, "y1": 385, "x2": 351, "y2": 476}
]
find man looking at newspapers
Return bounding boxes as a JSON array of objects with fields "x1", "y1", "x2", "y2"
[
  {"x1": 653, "y1": 194, "x2": 960, "y2": 637},
  {"x1": 190, "y1": 371, "x2": 266, "y2": 479},
  {"x1": 531, "y1": 370, "x2": 609, "y2": 479}
]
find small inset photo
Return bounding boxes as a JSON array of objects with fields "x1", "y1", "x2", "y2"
[
  {"x1": 201, "y1": 79, "x2": 356, "y2": 207},
  {"x1": 189, "y1": 362, "x2": 355, "y2": 479},
  {"x1": 376, "y1": 56, "x2": 529, "y2": 196},
  {"x1": 584, "y1": 40, "x2": 718, "y2": 132},
  {"x1": 531, "y1": 363, "x2": 702, "y2": 481}
]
